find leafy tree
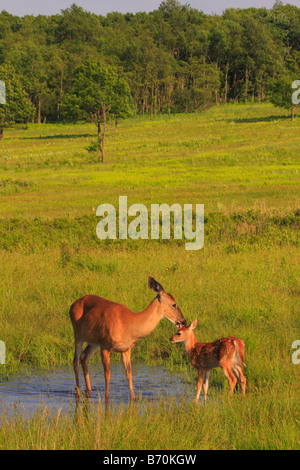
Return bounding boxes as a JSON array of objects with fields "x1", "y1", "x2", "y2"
[
  {"x1": 268, "y1": 51, "x2": 300, "y2": 120},
  {"x1": 208, "y1": 19, "x2": 243, "y2": 103},
  {"x1": 189, "y1": 60, "x2": 221, "y2": 110},
  {"x1": 0, "y1": 63, "x2": 35, "y2": 139},
  {"x1": 269, "y1": 74, "x2": 299, "y2": 120},
  {"x1": 17, "y1": 42, "x2": 51, "y2": 123},
  {"x1": 62, "y1": 61, "x2": 133, "y2": 162},
  {"x1": 0, "y1": 2, "x2": 300, "y2": 119}
]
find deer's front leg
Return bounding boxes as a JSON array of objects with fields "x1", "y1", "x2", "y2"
[
  {"x1": 121, "y1": 348, "x2": 135, "y2": 400},
  {"x1": 101, "y1": 348, "x2": 111, "y2": 403},
  {"x1": 196, "y1": 368, "x2": 205, "y2": 401}
]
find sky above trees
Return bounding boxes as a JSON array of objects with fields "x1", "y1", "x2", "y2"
[{"x1": 1, "y1": 0, "x2": 299, "y2": 17}]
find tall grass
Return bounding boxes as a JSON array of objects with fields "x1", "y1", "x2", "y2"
[{"x1": 0, "y1": 386, "x2": 298, "y2": 450}]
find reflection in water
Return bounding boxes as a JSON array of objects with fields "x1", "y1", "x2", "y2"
[{"x1": 0, "y1": 363, "x2": 192, "y2": 417}]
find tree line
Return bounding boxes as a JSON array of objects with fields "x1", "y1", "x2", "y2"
[{"x1": 0, "y1": 0, "x2": 299, "y2": 129}]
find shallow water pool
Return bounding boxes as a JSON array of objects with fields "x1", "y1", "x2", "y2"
[{"x1": 0, "y1": 363, "x2": 192, "y2": 416}]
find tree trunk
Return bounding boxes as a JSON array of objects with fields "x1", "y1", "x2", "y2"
[
  {"x1": 102, "y1": 114, "x2": 106, "y2": 163},
  {"x1": 60, "y1": 69, "x2": 63, "y2": 97},
  {"x1": 97, "y1": 122, "x2": 103, "y2": 163},
  {"x1": 257, "y1": 76, "x2": 262, "y2": 103},
  {"x1": 151, "y1": 85, "x2": 154, "y2": 115},
  {"x1": 0, "y1": 127, "x2": 3, "y2": 140},
  {"x1": 57, "y1": 67, "x2": 64, "y2": 119},
  {"x1": 97, "y1": 113, "x2": 106, "y2": 163},
  {"x1": 233, "y1": 73, "x2": 237, "y2": 102},
  {"x1": 154, "y1": 84, "x2": 158, "y2": 117},
  {"x1": 38, "y1": 97, "x2": 41, "y2": 124},
  {"x1": 291, "y1": 106, "x2": 295, "y2": 121},
  {"x1": 244, "y1": 67, "x2": 249, "y2": 104},
  {"x1": 224, "y1": 61, "x2": 229, "y2": 104},
  {"x1": 215, "y1": 89, "x2": 219, "y2": 105}
]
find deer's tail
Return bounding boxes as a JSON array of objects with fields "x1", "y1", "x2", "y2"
[{"x1": 69, "y1": 296, "x2": 86, "y2": 326}]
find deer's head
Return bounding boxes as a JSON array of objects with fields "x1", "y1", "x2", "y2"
[
  {"x1": 170, "y1": 319, "x2": 197, "y2": 343},
  {"x1": 148, "y1": 276, "x2": 186, "y2": 328}
]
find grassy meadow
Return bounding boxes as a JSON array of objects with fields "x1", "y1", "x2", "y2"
[{"x1": 0, "y1": 103, "x2": 299, "y2": 450}]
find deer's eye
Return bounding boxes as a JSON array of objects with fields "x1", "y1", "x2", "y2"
[
  {"x1": 172, "y1": 303, "x2": 177, "y2": 309},
  {"x1": 177, "y1": 332, "x2": 181, "y2": 336}
]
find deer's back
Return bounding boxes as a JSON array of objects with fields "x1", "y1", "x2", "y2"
[
  {"x1": 69, "y1": 294, "x2": 134, "y2": 348},
  {"x1": 191, "y1": 337, "x2": 243, "y2": 370}
]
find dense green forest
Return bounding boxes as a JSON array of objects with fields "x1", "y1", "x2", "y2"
[{"x1": 0, "y1": 0, "x2": 299, "y2": 124}]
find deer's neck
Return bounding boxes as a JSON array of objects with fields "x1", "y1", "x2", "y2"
[
  {"x1": 184, "y1": 331, "x2": 198, "y2": 357},
  {"x1": 131, "y1": 297, "x2": 162, "y2": 339}
]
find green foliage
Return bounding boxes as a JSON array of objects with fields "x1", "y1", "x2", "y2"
[
  {"x1": 68, "y1": 61, "x2": 133, "y2": 123},
  {"x1": 0, "y1": 178, "x2": 33, "y2": 194},
  {"x1": 268, "y1": 51, "x2": 300, "y2": 119},
  {"x1": 0, "y1": 63, "x2": 35, "y2": 138},
  {"x1": 0, "y1": 4, "x2": 299, "y2": 120},
  {"x1": 269, "y1": 75, "x2": 296, "y2": 109},
  {"x1": 86, "y1": 139, "x2": 101, "y2": 153},
  {"x1": 62, "y1": 61, "x2": 133, "y2": 161},
  {"x1": 0, "y1": 210, "x2": 298, "y2": 253}
]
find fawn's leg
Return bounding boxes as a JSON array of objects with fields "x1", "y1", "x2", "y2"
[
  {"x1": 221, "y1": 365, "x2": 237, "y2": 395},
  {"x1": 196, "y1": 368, "x2": 205, "y2": 401},
  {"x1": 203, "y1": 370, "x2": 210, "y2": 404},
  {"x1": 233, "y1": 365, "x2": 246, "y2": 395}
]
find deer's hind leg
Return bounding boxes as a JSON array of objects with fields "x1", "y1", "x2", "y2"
[
  {"x1": 221, "y1": 364, "x2": 237, "y2": 395},
  {"x1": 73, "y1": 340, "x2": 83, "y2": 397},
  {"x1": 101, "y1": 348, "x2": 111, "y2": 404},
  {"x1": 80, "y1": 344, "x2": 99, "y2": 394},
  {"x1": 232, "y1": 365, "x2": 246, "y2": 395}
]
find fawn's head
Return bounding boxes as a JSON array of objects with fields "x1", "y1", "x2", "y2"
[
  {"x1": 148, "y1": 276, "x2": 186, "y2": 328},
  {"x1": 170, "y1": 319, "x2": 198, "y2": 343}
]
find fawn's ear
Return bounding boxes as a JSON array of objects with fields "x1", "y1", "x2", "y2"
[
  {"x1": 148, "y1": 277, "x2": 165, "y2": 294},
  {"x1": 190, "y1": 319, "x2": 198, "y2": 330}
]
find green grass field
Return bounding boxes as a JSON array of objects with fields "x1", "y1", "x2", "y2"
[
  {"x1": 0, "y1": 103, "x2": 299, "y2": 450},
  {"x1": 0, "y1": 103, "x2": 299, "y2": 218}
]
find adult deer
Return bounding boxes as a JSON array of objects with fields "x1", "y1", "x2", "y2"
[
  {"x1": 170, "y1": 319, "x2": 246, "y2": 402},
  {"x1": 70, "y1": 277, "x2": 186, "y2": 401}
]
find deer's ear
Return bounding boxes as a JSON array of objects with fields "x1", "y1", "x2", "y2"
[
  {"x1": 190, "y1": 319, "x2": 198, "y2": 330},
  {"x1": 148, "y1": 277, "x2": 164, "y2": 294}
]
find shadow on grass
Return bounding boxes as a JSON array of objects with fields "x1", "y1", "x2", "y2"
[
  {"x1": 233, "y1": 114, "x2": 293, "y2": 124},
  {"x1": 22, "y1": 133, "x2": 94, "y2": 140}
]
